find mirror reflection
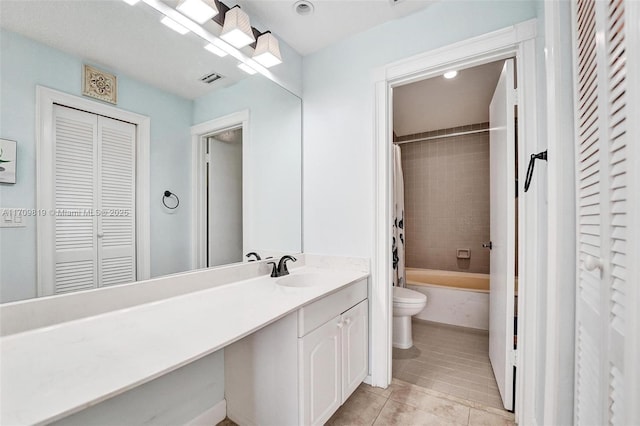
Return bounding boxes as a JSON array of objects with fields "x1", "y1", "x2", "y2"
[{"x1": 0, "y1": 0, "x2": 302, "y2": 303}]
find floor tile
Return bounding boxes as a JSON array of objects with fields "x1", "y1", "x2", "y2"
[
  {"x1": 326, "y1": 386, "x2": 387, "y2": 426},
  {"x1": 389, "y1": 385, "x2": 470, "y2": 424},
  {"x1": 468, "y1": 407, "x2": 516, "y2": 425},
  {"x1": 392, "y1": 320, "x2": 508, "y2": 411},
  {"x1": 373, "y1": 399, "x2": 463, "y2": 426}
]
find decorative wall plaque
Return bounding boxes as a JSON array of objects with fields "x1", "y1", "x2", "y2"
[{"x1": 82, "y1": 65, "x2": 117, "y2": 104}]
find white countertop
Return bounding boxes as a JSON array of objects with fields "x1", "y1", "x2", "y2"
[{"x1": 0, "y1": 266, "x2": 368, "y2": 425}]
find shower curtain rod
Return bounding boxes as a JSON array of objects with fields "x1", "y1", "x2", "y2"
[{"x1": 394, "y1": 128, "x2": 490, "y2": 145}]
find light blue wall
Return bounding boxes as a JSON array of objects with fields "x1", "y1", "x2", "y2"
[
  {"x1": 302, "y1": 0, "x2": 538, "y2": 258},
  {"x1": 0, "y1": 30, "x2": 193, "y2": 302},
  {"x1": 194, "y1": 76, "x2": 302, "y2": 254}
]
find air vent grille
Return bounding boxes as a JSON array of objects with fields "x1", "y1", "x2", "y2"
[{"x1": 200, "y1": 72, "x2": 223, "y2": 84}]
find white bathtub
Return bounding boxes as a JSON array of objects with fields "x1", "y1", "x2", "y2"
[{"x1": 406, "y1": 268, "x2": 490, "y2": 330}]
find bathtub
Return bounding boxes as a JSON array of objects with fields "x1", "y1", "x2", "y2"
[{"x1": 405, "y1": 268, "x2": 490, "y2": 331}]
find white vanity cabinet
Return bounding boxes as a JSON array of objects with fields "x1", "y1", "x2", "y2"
[
  {"x1": 299, "y1": 299, "x2": 368, "y2": 426},
  {"x1": 225, "y1": 278, "x2": 368, "y2": 426}
]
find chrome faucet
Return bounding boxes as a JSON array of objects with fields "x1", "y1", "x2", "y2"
[
  {"x1": 267, "y1": 255, "x2": 297, "y2": 277},
  {"x1": 246, "y1": 252, "x2": 261, "y2": 261}
]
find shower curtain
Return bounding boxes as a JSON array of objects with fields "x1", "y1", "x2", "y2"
[{"x1": 392, "y1": 144, "x2": 406, "y2": 288}]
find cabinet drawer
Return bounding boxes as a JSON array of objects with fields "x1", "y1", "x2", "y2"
[{"x1": 298, "y1": 279, "x2": 367, "y2": 337}]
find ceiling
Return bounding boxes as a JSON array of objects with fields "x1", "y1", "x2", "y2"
[
  {"x1": 0, "y1": 0, "x2": 248, "y2": 100},
  {"x1": 1, "y1": 0, "x2": 436, "y2": 99},
  {"x1": 239, "y1": 0, "x2": 435, "y2": 55},
  {"x1": 393, "y1": 60, "x2": 506, "y2": 136}
]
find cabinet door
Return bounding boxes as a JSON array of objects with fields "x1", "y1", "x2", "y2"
[
  {"x1": 299, "y1": 314, "x2": 342, "y2": 426},
  {"x1": 341, "y1": 300, "x2": 369, "y2": 402}
]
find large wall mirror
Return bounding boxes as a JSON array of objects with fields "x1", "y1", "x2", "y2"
[{"x1": 0, "y1": 0, "x2": 302, "y2": 303}]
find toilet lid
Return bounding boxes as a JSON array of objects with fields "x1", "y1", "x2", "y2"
[{"x1": 393, "y1": 286, "x2": 427, "y2": 304}]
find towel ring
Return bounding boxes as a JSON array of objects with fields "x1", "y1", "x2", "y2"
[{"x1": 162, "y1": 190, "x2": 180, "y2": 209}]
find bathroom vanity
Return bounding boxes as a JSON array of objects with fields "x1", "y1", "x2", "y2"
[
  {"x1": 0, "y1": 255, "x2": 369, "y2": 425},
  {"x1": 225, "y1": 277, "x2": 368, "y2": 426}
]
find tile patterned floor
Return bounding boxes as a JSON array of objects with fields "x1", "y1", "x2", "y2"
[
  {"x1": 392, "y1": 320, "x2": 505, "y2": 410},
  {"x1": 218, "y1": 379, "x2": 515, "y2": 426},
  {"x1": 327, "y1": 379, "x2": 515, "y2": 425}
]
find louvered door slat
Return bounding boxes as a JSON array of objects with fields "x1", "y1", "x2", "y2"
[
  {"x1": 97, "y1": 116, "x2": 136, "y2": 288},
  {"x1": 53, "y1": 106, "x2": 98, "y2": 294}
]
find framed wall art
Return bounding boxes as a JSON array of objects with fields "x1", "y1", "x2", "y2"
[{"x1": 0, "y1": 139, "x2": 17, "y2": 184}]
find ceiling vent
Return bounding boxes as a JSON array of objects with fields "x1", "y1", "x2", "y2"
[{"x1": 200, "y1": 72, "x2": 223, "y2": 84}]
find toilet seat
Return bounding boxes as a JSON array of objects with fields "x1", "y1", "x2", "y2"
[{"x1": 393, "y1": 286, "x2": 427, "y2": 305}]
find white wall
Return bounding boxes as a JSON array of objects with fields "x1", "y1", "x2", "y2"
[
  {"x1": 302, "y1": 1, "x2": 538, "y2": 258},
  {"x1": 193, "y1": 77, "x2": 302, "y2": 255},
  {"x1": 301, "y1": 0, "x2": 550, "y2": 421}
]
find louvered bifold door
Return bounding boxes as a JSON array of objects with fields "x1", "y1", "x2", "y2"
[
  {"x1": 572, "y1": 0, "x2": 629, "y2": 424},
  {"x1": 97, "y1": 116, "x2": 136, "y2": 287},
  {"x1": 53, "y1": 105, "x2": 98, "y2": 294}
]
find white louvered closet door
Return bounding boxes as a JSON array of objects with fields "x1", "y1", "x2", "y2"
[
  {"x1": 53, "y1": 105, "x2": 98, "y2": 293},
  {"x1": 51, "y1": 105, "x2": 136, "y2": 294},
  {"x1": 97, "y1": 116, "x2": 136, "y2": 287},
  {"x1": 572, "y1": 0, "x2": 628, "y2": 424}
]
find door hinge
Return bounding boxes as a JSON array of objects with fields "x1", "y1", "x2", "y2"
[
  {"x1": 512, "y1": 89, "x2": 519, "y2": 105},
  {"x1": 205, "y1": 153, "x2": 211, "y2": 163},
  {"x1": 511, "y1": 349, "x2": 519, "y2": 367}
]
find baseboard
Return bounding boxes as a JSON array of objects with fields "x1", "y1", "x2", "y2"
[{"x1": 185, "y1": 399, "x2": 226, "y2": 426}]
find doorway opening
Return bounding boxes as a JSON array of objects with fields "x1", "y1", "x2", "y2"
[
  {"x1": 205, "y1": 127, "x2": 243, "y2": 267},
  {"x1": 190, "y1": 110, "x2": 249, "y2": 271},
  {"x1": 390, "y1": 58, "x2": 519, "y2": 413}
]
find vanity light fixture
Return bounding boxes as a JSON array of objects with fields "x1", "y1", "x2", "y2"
[
  {"x1": 176, "y1": 0, "x2": 218, "y2": 24},
  {"x1": 237, "y1": 62, "x2": 257, "y2": 75},
  {"x1": 220, "y1": 6, "x2": 255, "y2": 48},
  {"x1": 443, "y1": 70, "x2": 458, "y2": 79},
  {"x1": 252, "y1": 32, "x2": 282, "y2": 68},
  {"x1": 122, "y1": 0, "x2": 140, "y2": 5},
  {"x1": 161, "y1": 16, "x2": 191, "y2": 34},
  {"x1": 205, "y1": 42, "x2": 228, "y2": 57}
]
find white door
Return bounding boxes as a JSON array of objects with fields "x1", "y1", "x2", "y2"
[
  {"x1": 46, "y1": 105, "x2": 136, "y2": 295},
  {"x1": 52, "y1": 105, "x2": 99, "y2": 294},
  {"x1": 572, "y1": 0, "x2": 632, "y2": 423},
  {"x1": 341, "y1": 300, "x2": 368, "y2": 403},
  {"x1": 97, "y1": 116, "x2": 136, "y2": 287},
  {"x1": 488, "y1": 58, "x2": 516, "y2": 411},
  {"x1": 299, "y1": 315, "x2": 342, "y2": 426}
]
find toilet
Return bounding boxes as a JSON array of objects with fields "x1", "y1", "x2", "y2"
[{"x1": 393, "y1": 286, "x2": 427, "y2": 349}]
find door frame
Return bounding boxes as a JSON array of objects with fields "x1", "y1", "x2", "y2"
[
  {"x1": 190, "y1": 110, "x2": 249, "y2": 269},
  {"x1": 371, "y1": 19, "x2": 539, "y2": 424},
  {"x1": 36, "y1": 86, "x2": 151, "y2": 295}
]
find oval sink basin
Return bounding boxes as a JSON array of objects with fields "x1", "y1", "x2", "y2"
[{"x1": 277, "y1": 273, "x2": 325, "y2": 287}]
